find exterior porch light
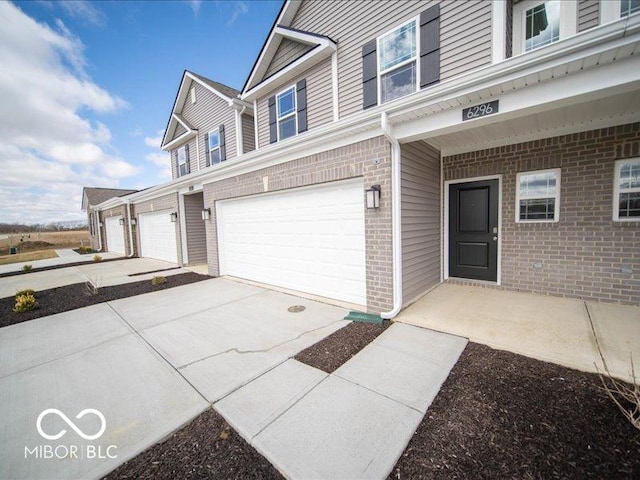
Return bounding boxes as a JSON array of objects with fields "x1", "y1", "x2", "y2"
[
  {"x1": 170, "y1": 212, "x2": 178, "y2": 223},
  {"x1": 365, "y1": 185, "x2": 381, "y2": 209},
  {"x1": 118, "y1": 218, "x2": 125, "y2": 226},
  {"x1": 201, "y1": 208, "x2": 211, "y2": 221},
  {"x1": 130, "y1": 218, "x2": 137, "y2": 226}
]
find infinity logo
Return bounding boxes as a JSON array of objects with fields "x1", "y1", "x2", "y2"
[{"x1": 36, "y1": 409, "x2": 106, "y2": 441}]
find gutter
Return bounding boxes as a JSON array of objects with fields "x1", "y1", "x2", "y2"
[
  {"x1": 380, "y1": 112, "x2": 402, "y2": 320},
  {"x1": 126, "y1": 201, "x2": 135, "y2": 258}
]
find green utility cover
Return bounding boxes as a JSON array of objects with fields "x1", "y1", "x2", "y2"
[{"x1": 344, "y1": 311, "x2": 384, "y2": 324}]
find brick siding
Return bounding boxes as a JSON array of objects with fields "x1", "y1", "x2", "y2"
[
  {"x1": 203, "y1": 136, "x2": 393, "y2": 313},
  {"x1": 443, "y1": 123, "x2": 640, "y2": 305}
]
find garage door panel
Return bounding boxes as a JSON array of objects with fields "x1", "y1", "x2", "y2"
[
  {"x1": 217, "y1": 179, "x2": 366, "y2": 305},
  {"x1": 105, "y1": 216, "x2": 125, "y2": 255},
  {"x1": 139, "y1": 211, "x2": 178, "y2": 264}
]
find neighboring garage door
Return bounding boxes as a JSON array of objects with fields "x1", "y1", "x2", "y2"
[
  {"x1": 104, "y1": 216, "x2": 125, "y2": 254},
  {"x1": 138, "y1": 210, "x2": 178, "y2": 263},
  {"x1": 217, "y1": 178, "x2": 366, "y2": 305}
]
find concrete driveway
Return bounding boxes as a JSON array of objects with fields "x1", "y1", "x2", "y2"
[
  {"x1": 0, "y1": 278, "x2": 348, "y2": 480},
  {"x1": 0, "y1": 249, "x2": 123, "y2": 275},
  {"x1": 0, "y1": 257, "x2": 190, "y2": 299}
]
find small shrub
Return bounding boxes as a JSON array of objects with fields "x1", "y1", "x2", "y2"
[
  {"x1": 151, "y1": 276, "x2": 167, "y2": 286},
  {"x1": 22, "y1": 264, "x2": 33, "y2": 272},
  {"x1": 93, "y1": 254, "x2": 103, "y2": 262},
  {"x1": 81, "y1": 246, "x2": 94, "y2": 254},
  {"x1": 16, "y1": 289, "x2": 36, "y2": 297},
  {"x1": 13, "y1": 293, "x2": 38, "y2": 313}
]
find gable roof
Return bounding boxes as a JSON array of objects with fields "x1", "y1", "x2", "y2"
[
  {"x1": 82, "y1": 187, "x2": 138, "y2": 211},
  {"x1": 161, "y1": 70, "x2": 240, "y2": 149}
]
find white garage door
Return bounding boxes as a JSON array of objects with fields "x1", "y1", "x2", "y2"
[
  {"x1": 104, "y1": 216, "x2": 125, "y2": 255},
  {"x1": 138, "y1": 210, "x2": 178, "y2": 263},
  {"x1": 217, "y1": 178, "x2": 366, "y2": 305}
]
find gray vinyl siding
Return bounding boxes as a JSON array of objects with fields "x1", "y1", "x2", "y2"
[
  {"x1": 257, "y1": 57, "x2": 332, "y2": 149},
  {"x1": 264, "y1": 38, "x2": 314, "y2": 78},
  {"x1": 401, "y1": 140, "x2": 441, "y2": 305},
  {"x1": 132, "y1": 193, "x2": 183, "y2": 265},
  {"x1": 169, "y1": 136, "x2": 197, "y2": 180},
  {"x1": 172, "y1": 122, "x2": 187, "y2": 141},
  {"x1": 242, "y1": 113, "x2": 256, "y2": 153},
  {"x1": 183, "y1": 192, "x2": 207, "y2": 264},
  {"x1": 290, "y1": 0, "x2": 491, "y2": 119},
  {"x1": 181, "y1": 80, "x2": 237, "y2": 169},
  {"x1": 578, "y1": 0, "x2": 600, "y2": 32}
]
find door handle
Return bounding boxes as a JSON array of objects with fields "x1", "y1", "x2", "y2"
[{"x1": 493, "y1": 236, "x2": 498, "y2": 241}]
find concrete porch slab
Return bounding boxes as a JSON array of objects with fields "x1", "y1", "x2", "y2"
[
  {"x1": 215, "y1": 359, "x2": 327, "y2": 440},
  {"x1": 398, "y1": 284, "x2": 640, "y2": 382},
  {"x1": 333, "y1": 325, "x2": 467, "y2": 413},
  {"x1": 252, "y1": 375, "x2": 423, "y2": 480}
]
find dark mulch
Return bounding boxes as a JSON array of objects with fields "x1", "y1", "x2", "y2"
[
  {"x1": 0, "y1": 256, "x2": 132, "y2": 279},
  {"x1": 0, "y1": 272, "x2": 209, "y2": 327},
  {"x1": 103, "y1": 407, "x2": 282, "y2": 480},
  {"x1": 390, "y1": 342, "x2": 640, "y2": 480},
  {"x1": 73, "y1": 248, "x2": 96, "y2": 255},
  {"x1": 295, "y1": 320, "x2": 391, "y2": 373}
]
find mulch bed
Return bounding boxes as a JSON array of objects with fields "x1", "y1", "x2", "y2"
[
  {"x1": 294, "y1": 320, "x2": 391, "y2": 373},
  {"x1": 103, "y1": 407, "x2": 283, "y2": 480},
  {"x1": 0, "y1": 272, "x2": 209, "y2": 327},
  {"x1": 0, "y1": 256, "x2": 132, "y2": 279},
  {"x1": 389, "y1": 342, "x2": 640, "y2": 480}
]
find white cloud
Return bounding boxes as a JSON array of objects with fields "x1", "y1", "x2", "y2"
[
  {"x1": 146, "y1": 151, "x2": 168, "y2": 167},
  {"x1": 58, "y1": 0, "x2": 105, "y2": 27},
  {"x1": 0, "y1": 2, "x2": 138, "y2": 224},
  {"x1": 227, "y1": 1, "x2": 248, "y2": 26},
  {"x1": 144, "y1": 135, "x2": 162, "y2": 148},
  {"x1": 130, "y1": 127, "x2": 143, "y2": 137},
  {"x1": 188, "y1": 0, "x2": 201, "y2": 17}
]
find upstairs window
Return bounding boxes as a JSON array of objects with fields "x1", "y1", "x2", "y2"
[
  {"x1": 207, "y1": 128, "x2": 221, "y2": 165},
  {"x1": 614, "y1": 159, "x2": 640, "y2": 221},
  {"x1": 378, "y1": 20, "x2": 417, "y2": 104},
  {"x1": 516, "y1": 169, "x2": 561, "y2": 222},
  {"x1": 513, "y1": 0, "x2": 576, "y2": 56},
  {"x1": 177, "y1": 145, "x2": 189, "y2": 177},
  {"x1": 277, "y1": 86, "x2": 297, "y2": 141},
  {"x1": 621, "y1": 0, "x2": 640, "y2": 16}
]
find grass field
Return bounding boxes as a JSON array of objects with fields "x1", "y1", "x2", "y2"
[{"x1": 0, "y1": 231, "x2": 90, "y2": 265}]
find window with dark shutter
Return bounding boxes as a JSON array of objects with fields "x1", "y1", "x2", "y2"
[
  {"x1": 268, "y1": 96, "x2": 277, "y2": 144},
  {"x1": 219, "y1": 124, "x2": 226, "y2": 161},
  {"x1": 362, "y1": 39, "x2": 377, "y2": 109},
  {"x1": 296, "y1": 79, "x2": 307, "y2": 133},
  {"x1": 420, "y1": 4, "x2": 441, "y2": 88},
  {"x1": 204, "y1": 132, "x2": 210, "y2": 166}
]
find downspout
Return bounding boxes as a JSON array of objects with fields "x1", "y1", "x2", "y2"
[
  {"x1": 380, "y1": 111, "x2": 402, "y2": 320},
  {"x1": 126, "y1": 200, "x2": 135, "y2": 258},
  {"x1": 94, "y1": 207, "x2": 103, "y2": 252}
]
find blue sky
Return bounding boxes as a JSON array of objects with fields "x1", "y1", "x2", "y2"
[{"x1": 0, "y1": 0, "x2": 282, "y2": 224}]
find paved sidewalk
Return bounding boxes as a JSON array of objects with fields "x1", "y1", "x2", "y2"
[
  {"x1": 0, "y1": 249, "x2": 122, "y2": 274},
  {"x1": 216, "y1": 323, "x2": 468, "y2": 479}
]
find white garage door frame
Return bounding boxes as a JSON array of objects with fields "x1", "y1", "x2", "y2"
[
  {"x1": 104, "y1": 216, "x2": 125, "y2": 255},
  {"x1": 216, "y1": 178, "x2": 366, "y2": 306},
  {"x1": 138, "y1": 210, "x2": 179, "y2": 264}
]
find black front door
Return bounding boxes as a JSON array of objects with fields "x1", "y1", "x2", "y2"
[{"x1": 449, "y1": 179, "x2": 499, "y2": 282}]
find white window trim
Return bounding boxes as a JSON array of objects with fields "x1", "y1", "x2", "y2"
[
  {"x1": 207, "y1": 127, "x2": 221, "y2": 163},
  {"x1": 515, "y1": 168, "x2": 561, "y2": 223},
  {"x1": 276, "y1": 84, "x2": 297, "y2": 141},
  {"x1": 376, "y1": 16, "x2": 421, "y2": 106},
  {"x1": 613, "y1": 158, "x2": 640, "y2": 222},
  {"x1": 177, "y1": 146, "x2": 187, "y2": 167},
  {"x1": 512, "y1": 0, "x2": 577, "y2": 56}
]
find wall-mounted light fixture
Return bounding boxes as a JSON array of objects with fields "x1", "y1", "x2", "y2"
[
  {"x1": 365, "y1": 185, "x2": 381, "y2": 209},
  {"x1": 170, "y1": 212, "x2": 178, "y2": 223},
  {"x1": 118, "y1": 218, "x2": 125, "y2": 226},
  {"x1": 130, "y1": 218, "x2": 137, "y2": 226},
  {"x1": 99, "y1": 222, "x2": 104, "y2": 228},
  {"x1": 201, "y1": 208, "x2": 211, "y2": 221}
]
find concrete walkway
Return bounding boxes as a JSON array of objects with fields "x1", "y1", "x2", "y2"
[
  {"x1": 0, "y1": 257, "x2": 190, "y2": 298},
  {"x1": 0, "y1": 249, "x2": 123, "y2": 274},
  {"x1": 216, "y1": 323, "x2": 467, "y2": 479},
  {"x1": 398, "y1": 284, "x2": 640, "y2": 382}
]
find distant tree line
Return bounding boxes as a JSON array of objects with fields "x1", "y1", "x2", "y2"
[{"x1": 0, "y1": 221, "x2": 88, "y2": 234}]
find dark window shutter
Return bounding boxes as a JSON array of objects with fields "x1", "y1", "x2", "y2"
[
  {"x1": 204, "y1": 132, "x2": 210, "y2": 166},
  {"x1": 268, "y1": 96, "x2": 277, "y2": 143},
  {"x1": 296, "y1": 79, "x2": 307, "y2": 133},
  {"x1": 420, "y1": 4, "x2": 440, "y2": 88},
  {"x1": 219, "y1": 124, "x2": 226, "y2": 161},
  {"x1": 175, "y1": 150, "x2": 180, "y2": 177},
  {"x1": 185, "y1": 144, "x2": 190, "y2": 174},
  {"x1": 362, "y1": 39, "x2": 377, "y2": 110}
]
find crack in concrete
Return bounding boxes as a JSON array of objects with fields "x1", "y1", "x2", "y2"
[{"x1": 177, "y1": 319, "x2": 347, "y2": 370}]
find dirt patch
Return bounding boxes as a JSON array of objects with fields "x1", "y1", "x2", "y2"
[
  {"x1": 103, "y1": 407, "x2": 282, "y2": 480},
  {"x1": 0, "y1": 272, "x2": 209, "y2": 327},
  {"x1": 389, "y1": 342, "x2": 640, "y2": 480},
  {"x1": 295, "y1": 321, "x2": 391, "y2": 373},
  {"x1": 0, "y1": 241, "x2": 53, "y2": 255}
]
